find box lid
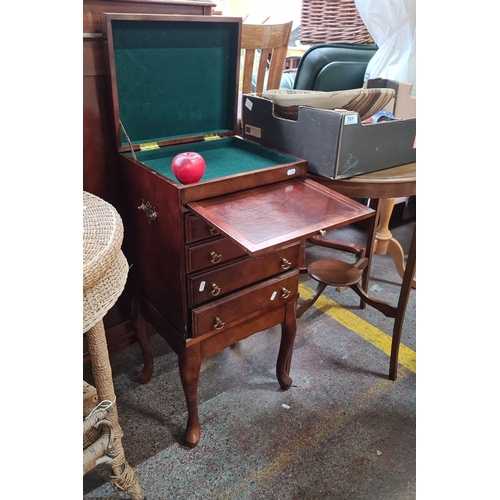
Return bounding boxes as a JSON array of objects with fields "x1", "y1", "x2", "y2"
[
  {"x1": 103, "y1": 13, "x2": 241, "y2": 152},
  {"x1": 187, "y1": 178, "x2": 374, "y2": 256}
]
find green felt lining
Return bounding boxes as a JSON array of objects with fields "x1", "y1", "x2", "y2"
[
  {"x1": 128, "y1": 137, "x2": 297, "y2": 182},
  {"x1": 110, "y1": 18, "x2": 240, "y2": 147}
]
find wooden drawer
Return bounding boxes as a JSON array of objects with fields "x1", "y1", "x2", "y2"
[
  {"x1": 191, "y1": 270, "x2": 298, "y2": 338},
  {"x1": 185, "y1": 213, "x2": 221, "y2": 244},
  {"x1": 186, "y1": 237, "x2": 248, "y2": 274},
  {"x1": 187, "y1": 243, "x2": 299, "y2": 306}
]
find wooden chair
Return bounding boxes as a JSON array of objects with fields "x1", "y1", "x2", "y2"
[
  {"x1": 238, "y1": 20, "x2": 292, "y2": 134},
  {"x1": 241, "y1": 20, "x2": 293, "y2": 94}
]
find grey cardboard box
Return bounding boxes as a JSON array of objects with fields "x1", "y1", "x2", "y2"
[{"x1": 242, "y1": 79, "x2": 416, "y2": 179}]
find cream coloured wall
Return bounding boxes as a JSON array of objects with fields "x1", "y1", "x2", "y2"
[{"x1": 222, "y1": 0, "x2": 301, "y2": 28}]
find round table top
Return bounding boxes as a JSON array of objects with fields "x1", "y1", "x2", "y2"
[{"x1": 309, "y1": 162, "x2": 416, "y2": 199}]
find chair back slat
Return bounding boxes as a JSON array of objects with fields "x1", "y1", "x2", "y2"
[{"x1": 241, "y1": 21, "x2": 293, "y2": 94}]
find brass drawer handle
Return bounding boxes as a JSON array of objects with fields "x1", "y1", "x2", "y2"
[
  {"x1": 211, "y1": 283, "x2": 221, "y2": 296},
  {"x1": 138, "y1": 200, "x2": 157, "y2": 223},
  {"x1": 281, "y1": 287, "x2": 291, "y2": 299},
  {"x1": 209, "y1": 227, "x2": 220, "y2": 236},
  {"x1": 210, "y1": 251, "x2": 222, "y2": 264},
  {"x1": 213, "y1": 316, "x2": 225, "y2": 330},
  {"x1": 280, "y1": 258, "x2": 292, "y2": 270}
]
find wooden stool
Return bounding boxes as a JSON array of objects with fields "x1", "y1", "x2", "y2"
[
  {"x1": 297, "y1": 257, "x2": 396, "y2": 320},
  {"x1": 83, "y1": 191, "x2": 144, "y2": 500},
  {"x1": 296, "y1": 259, "x2": 364, "y2": 318}
]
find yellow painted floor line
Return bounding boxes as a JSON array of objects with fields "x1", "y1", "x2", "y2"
[{"x1": 298, "y1": 283, "x2": 416, "y2": 374}]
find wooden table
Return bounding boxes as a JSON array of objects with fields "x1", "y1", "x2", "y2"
[{"x1": 309, "y1": 162, "x2": 416, "y2": 288}]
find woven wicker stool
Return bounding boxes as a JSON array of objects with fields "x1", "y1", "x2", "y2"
[{"x1": 83, "y1": 191, "x2": 144, "y2": 500}]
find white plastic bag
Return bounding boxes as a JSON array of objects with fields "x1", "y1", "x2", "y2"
[{"x1": 355, "y1": 0, "x2": 416, "y2": 95}]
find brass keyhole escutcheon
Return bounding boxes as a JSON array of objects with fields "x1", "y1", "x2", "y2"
[
  {"x1": 211, "y1": 283, "x2": 221, "y2": 296},
  {"x1": 210, "y1": 251, "x2": 222, "y2": 264},
  {"x1": 280, "y1": 258, "x2": 292, "y2": 270},
  {"x1": 281, "y1": 287, "x2": 291, "y2": 299},
  {"x1": 213, "y1": 316, "x2": 225, "y2": 330},
  {"x1": 209, "y1": 227, "x2": 220, "y2": 236},
  {"x1": 138, "y1": 200, "x2": 157, "y2": 224}
]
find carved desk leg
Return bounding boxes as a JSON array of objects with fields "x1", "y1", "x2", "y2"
[
  {"x1": 276, "y1": 299, "x2": 297, "y2": 390},
  {"x1": 178, "y1": 343, "x2": 202, "y2": 448}
]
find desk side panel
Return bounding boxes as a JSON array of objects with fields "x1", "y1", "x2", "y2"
[{"x1": 120, "y1": 156, "x2": 188, "y2": 335}]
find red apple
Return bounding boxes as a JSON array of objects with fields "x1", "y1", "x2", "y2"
[{"x1": 171, "y1": 152, "x2": 206, "y2": 184}]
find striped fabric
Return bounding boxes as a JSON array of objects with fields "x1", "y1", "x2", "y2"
[{"x1": 262, "y1": 87, "x2": 395, "y2": 121}]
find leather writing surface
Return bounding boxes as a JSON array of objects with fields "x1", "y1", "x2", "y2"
[{"x1": 187, "y1": 178, "x2": 373, "y2": 256}]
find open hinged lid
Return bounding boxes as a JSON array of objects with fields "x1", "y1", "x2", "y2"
[
  {"x1": 102, "y1": 13, "x2": 241, "y2": 152},
  {"x1": 187, "y1": 178, "x2": 374, "y2": 256}
]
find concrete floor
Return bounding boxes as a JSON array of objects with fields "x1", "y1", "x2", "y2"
[{"x1": 83, "y1": 218, "x2": 416, "y2": 500}]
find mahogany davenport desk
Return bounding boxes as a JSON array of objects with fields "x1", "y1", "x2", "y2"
[
  {"x1": 83, "y1": 1, "x2": 215, "y2": 358},
  {"x1": 101, "y1": 13, "x2": 375, "y2": 448},
  {"x1": 123, "y1": 158, "x2": 374, "y2": 449}
]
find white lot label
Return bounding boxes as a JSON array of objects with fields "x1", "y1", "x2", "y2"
[
  {"x1": 245, "y1": 98, "x2": 253, "y2": 110},
  {"x1": 244, "y1": 124, "x2": 261, "y2": 138},
  {"x1": 287, "y1": 168, "x2": 296, "y2": 175},
  {"x1": 270, "y1": 291, "x2": 277, "y2": 300},
  {"x1": 199, "y1": 281, "x2": 206, "y2": 292},
  {"x1": 344, "y1": 114, "x2": 358, "y2": 125}
]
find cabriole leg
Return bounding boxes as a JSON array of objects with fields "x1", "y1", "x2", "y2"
[
  {"x1": 178, "y1": 343, "x2": 202, "y2": 447},
  {"x1": 277, "y1": 300, "x2": 297, "y2": 390}
]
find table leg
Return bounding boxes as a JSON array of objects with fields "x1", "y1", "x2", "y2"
[
  {"x1": 178, "y1": 343, "x2": 202, "y2": 448},
  {"x1": 359, "y1": 199, "x2": 379, "y2": 309},
  {"x1": 299, "y1": 238, "x2": 307, "y2": 272},
  {"x1": 389, "y1": 228, "x2": 417, "y2": 381},
  {"x1": 373, "y1": 198, "x2": 395, "y2": 255},
  {"x1": 374, "y1": 198, "x2": 416, "y2": 289}
]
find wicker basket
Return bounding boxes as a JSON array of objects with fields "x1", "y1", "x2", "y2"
[{"x1": 299, "y1": 0, "x2": 374, "y2": 45}]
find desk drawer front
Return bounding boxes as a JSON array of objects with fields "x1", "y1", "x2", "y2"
[
  {"x1": 191, "y1": 270, "x2": 298, "y2": 338},
  {"x1": 186, "y1": 237, "x2": 248, "y2": 273},
  {"x1": 185, "y1": 213, "x2": 221, "y2": 244},
  {"x1": 187, "y1": 243, "x2": 299, "y2": 306}
]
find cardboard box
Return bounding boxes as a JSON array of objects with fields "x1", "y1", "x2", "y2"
[{"x1": 242, "y1": 79, "x2": 416, "y2": 179}]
